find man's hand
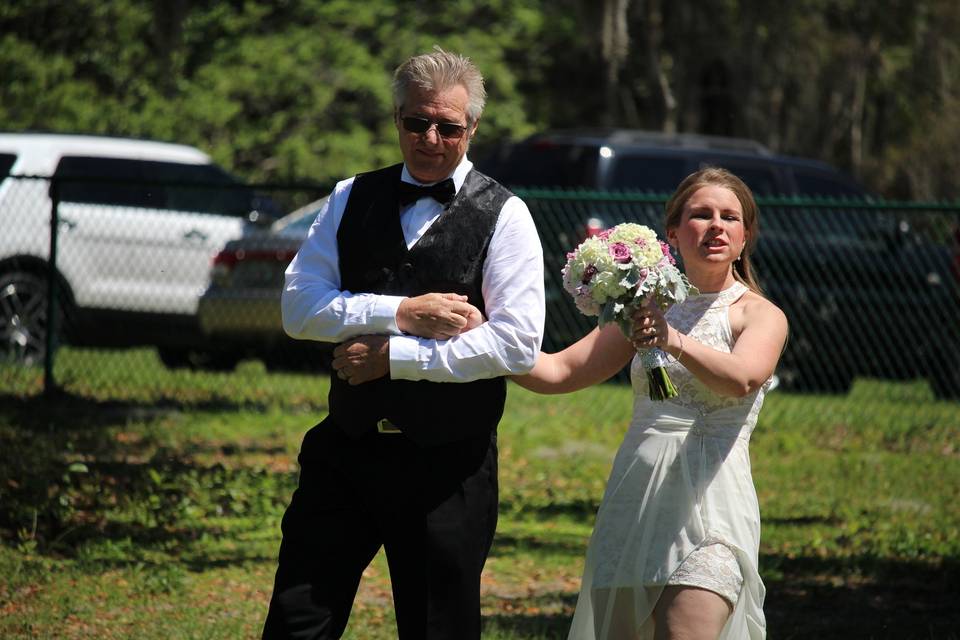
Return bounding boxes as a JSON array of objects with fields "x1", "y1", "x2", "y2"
[
  {"x1": 462, "y1": 304, "x2": 484, "y2": 332},
  {"x1": 397, "y1": 293, "x2": 483, "y2": 339},
  {"x1": 332, "y1": 335, "x2": 389, "y2": 385}
]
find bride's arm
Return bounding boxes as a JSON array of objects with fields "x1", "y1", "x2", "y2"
[
  {"x1": 511, "y1": 324, "x2": 636, "y2": 394},
  {"x1": 634, "y1": 295, "x2": 788, "y2": 397}
]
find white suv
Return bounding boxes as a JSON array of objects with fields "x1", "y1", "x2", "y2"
[{"x1": 0, "y1": 133, "x2": 272, "y2": 368}]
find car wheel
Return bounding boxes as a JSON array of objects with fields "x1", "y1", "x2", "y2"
[
  {"x1": 929, "y1": 354, "x2": 960, "y2": 401},
  {"x1": 158, "y1": 346, "x2": 239, "y2": 372},
  {"x1": 776, "y1": 356, "x2": 853, "y2": 394},
  {"x1": 158, "y1": 346, "x2": 192, "y2": 369},
  {"x1": 264, "y1": 343, "x2": 334, "y2": 373},
  {"x1": 190, "y1": 349, "x2": 240, "y2": 372},
  {"x1": 0, "y1": 270, "x2": 61, "y2": 367},
  {"x1": 930, "y1": 372, "x2": 960, "y2": 401}
]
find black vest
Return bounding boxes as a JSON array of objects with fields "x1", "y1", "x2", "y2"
[{"x1": 328, "y1": 163, "x2": 514, "y2": 446}]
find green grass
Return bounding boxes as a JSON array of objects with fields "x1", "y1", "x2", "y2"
[{"x1": 1, "y1": 348, "x2": 959, "y2": 639}]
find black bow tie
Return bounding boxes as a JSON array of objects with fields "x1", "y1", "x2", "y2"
[{"x1": 398, "y1": 178, "x2": 456, "y2": 206}]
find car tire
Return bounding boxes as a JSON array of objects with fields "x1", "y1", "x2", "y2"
[
  {"x1": 190, "y1": 349, "x2": 241, "y2": 372},
  {"x1": 776, "y1": 356, "x2": 853, "y2": 395},
  {"x1": 929, "y1": 354, "x2": 960, "y2": 401},
  {"x1": 158, "y1": 346, "x2": 239, "y2": 372},
  {"x1": 158, "y1": 346, "x2": 192, "y2": 369},
  {"x1": 930, "y1": 373, "x2": 960, "y2": 401},
  {"x1": 0, "y1": 269, "x2": 64, "y2": 367}
]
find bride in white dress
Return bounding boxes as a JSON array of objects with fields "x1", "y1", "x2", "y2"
[{"x1": 514, "y1": 168, "x2": 788, "y2": 640}]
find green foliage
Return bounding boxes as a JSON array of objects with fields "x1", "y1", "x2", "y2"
[
  {"x1": 2, "y1": 351, "x2": 960, "y2": 637},
  {"x1": 0, "y1": 0, "x2": 551, "y2": 188},
  {"x1": 6, "y1": 0, "x2": 957, "y2": 197}
]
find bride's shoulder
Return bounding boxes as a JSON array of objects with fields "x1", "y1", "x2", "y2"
[{"x1": 733, "y1": 289, "x2": 788, "y2": 331}]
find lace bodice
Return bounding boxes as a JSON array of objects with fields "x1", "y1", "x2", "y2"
[{"x1": 630, "y1": 281, "x2": 770, "y2": 428}]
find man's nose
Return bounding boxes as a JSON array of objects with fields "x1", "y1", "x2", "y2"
[{"x1": 422, "y1": 125, "x2": 442, "y2": 143}]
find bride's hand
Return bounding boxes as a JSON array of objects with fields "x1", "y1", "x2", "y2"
[{"x1": 630, "y1": 299, "x2": 670, "y2": 351}]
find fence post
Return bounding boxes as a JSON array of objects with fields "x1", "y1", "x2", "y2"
[{"x1": 44, "y1": 177, "x2": 60, "y2": 396}]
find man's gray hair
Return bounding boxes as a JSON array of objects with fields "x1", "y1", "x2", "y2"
[{"x1": 392, "y1": 47, "x2": 486, "y2": 124}]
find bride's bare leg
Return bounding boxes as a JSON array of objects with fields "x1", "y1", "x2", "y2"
[
  {"x1": 591, "y1": 587, "x2": 641, "y2": 639},
  {"x1": 652, "y1": 586, "x2": 731, "y2": 640}
]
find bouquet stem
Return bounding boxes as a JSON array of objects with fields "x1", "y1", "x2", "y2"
[
  {"x1": 647, "y1": 366, "x2": 678, "y2": 400},
  {"x1": 641, "y1": 348, "x2": 678, "y2": 401}
]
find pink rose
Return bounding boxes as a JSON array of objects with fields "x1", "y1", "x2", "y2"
[{"x1": 609, "y1": 242, "x2": 632, "y2": 264}]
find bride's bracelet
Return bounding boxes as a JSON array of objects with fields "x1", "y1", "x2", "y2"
[{"x1": 675, "y1": 333, "x2": 685, "y2": 363}]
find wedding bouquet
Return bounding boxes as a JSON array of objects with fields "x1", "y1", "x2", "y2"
[{"x1": 561, "y1": 223, "x2": 696, "y2": 400}]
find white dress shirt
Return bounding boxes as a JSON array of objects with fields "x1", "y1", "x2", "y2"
[{"x1": 281, "y1": 157, "x2": 545, "y2": 382}]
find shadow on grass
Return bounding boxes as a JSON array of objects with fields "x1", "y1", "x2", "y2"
[
  {"x1": 764, "y1": 554, "x2": 960, "y2": 639},
  {"x1": 0, "y1": 452, "x2": 292, "y2": 555},
  {"x1": 764, "y1": 514, "x2": 845, "y2": 526},
  {"x1": 0, "y1": 396, "x2": 295, "y2": 559},
  {"x1": 482, "y1": 590, "x2": 577, "y2": 639},
  {"x1": 499, "y1": 498, "x2": 600, "y2": 520},
  {"x1": 491, "y1": 531, "x2": 587, "y2": 557},
  {"x1": 478, "y1": 556, "x2": 960, "y2": 640},
  {"x1": 0, "y1": 388, "x2": 307, "y2": 423},
  {"x1": 482, "y1": 613, "x2": 571, "y2": 639}
]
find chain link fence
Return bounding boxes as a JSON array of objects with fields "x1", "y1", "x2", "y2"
[
  {"x1": 526, "y1": 190, "x2": 960, "y2": 399},
  {"x1": 0, "y1": 174, "x2": 327, "y2": 395},
  {"x1": 2, "y1": 174, "x2": 959, "y2": 403}
]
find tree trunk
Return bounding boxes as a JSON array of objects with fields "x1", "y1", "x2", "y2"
[
  {"x1": 151, "y1": 0, "x2": 190, "y2": 98},
  {"x1": 643, "y1": 0, "x2": 676, "y2": 132},
  {"x1": 601, "y1": 0, "x2": 631, "y2": 125},
  {"x1": 850, "y1": 37, "x2": 879, "y2": 176}
]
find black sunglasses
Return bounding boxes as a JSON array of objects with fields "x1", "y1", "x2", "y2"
[{"x1": 400, "y1": 116, "x2": 469, "y2": 139}]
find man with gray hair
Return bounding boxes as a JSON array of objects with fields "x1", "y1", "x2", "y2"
[{"x1": 261, "y1": 48, "x2": 545, "y2": 639}]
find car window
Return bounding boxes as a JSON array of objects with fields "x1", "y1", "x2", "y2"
[
  {"x1": 793, "y1": 169, "x2": 865, "y2": 198},
  {"x1": 761, "y1": 206, "x2": 898, "y2": 245},
  {"x1": 607, "y1": 156, "x2": 687, "y2": 193},
  {"x1": 53, "y1": 156, "x2": 252, "y2": 216},
  {"x1": 0, "y1": 153, "x2": 16, "y2": 177},
  {"x1": 699, "y1": 159, "x2": 780, "y2": 196},
  {"x1": 54, "y1": 156, "x2": 162, "y2": 208},
  {"x1": 485, "y1": 142, "x2": 599, "y2": 189},
  {"x1": 149, "y1": 161, "x2": 252, "y2": 217}
]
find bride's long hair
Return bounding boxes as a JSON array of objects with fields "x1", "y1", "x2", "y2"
[{"x1": 664, "y1": 167, "x2": 764, "y2": 294}]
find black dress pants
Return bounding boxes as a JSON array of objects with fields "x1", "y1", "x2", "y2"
[{"x1": 262, "y1": 416, "x2": 498, "y2": 640}]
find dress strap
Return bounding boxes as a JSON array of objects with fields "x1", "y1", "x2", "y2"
[{"x1": 714, "y1": 281, "x2": 749, "y2": 307}]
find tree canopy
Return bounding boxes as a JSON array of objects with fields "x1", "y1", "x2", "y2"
[{"x1": 2, "y1": 0, "x2": 959, "y2": 199}]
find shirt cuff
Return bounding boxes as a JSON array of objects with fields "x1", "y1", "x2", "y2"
[
  {"x1": 373, "y1": 295, "x2": 403, "y2": 334},
  {"x1": 389, "y1": 334, "x2": 422, "y2": 380}
]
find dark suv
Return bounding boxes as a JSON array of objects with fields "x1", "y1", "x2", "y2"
[
  {"x1": 477, "y1": 128, "x2": 869, "y2": 199},
  {"x1": 478, "y1": 129, "x2": 960, "y2": 398}
]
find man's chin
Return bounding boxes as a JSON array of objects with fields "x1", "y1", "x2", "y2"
[{"x1": 409, "y1": 166, "x2": 449, "y2": 184}]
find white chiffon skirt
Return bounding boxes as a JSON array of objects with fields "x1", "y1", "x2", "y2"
[{"x1": 567, "y1": 405, "x2": 766, "y2": 640}]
